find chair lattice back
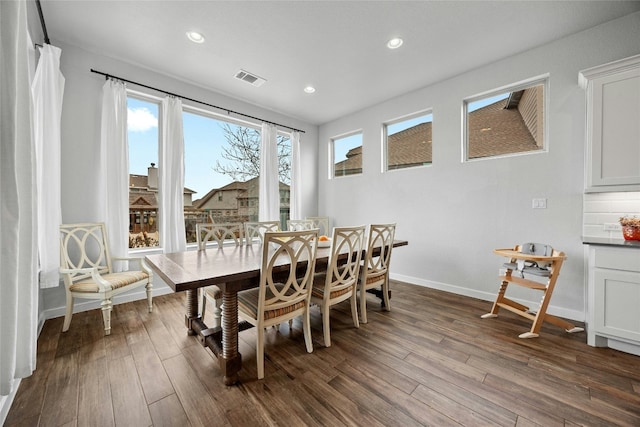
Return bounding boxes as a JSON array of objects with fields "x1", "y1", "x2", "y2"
[
  {"x1": 364, "y1": 223, "x2": 396, "y2": 275},
  {"x1": 325, "y1": 225, "x2": 366, "y2": 298},
  {"x1": 60, "y1": 222, "x2": 112, "y2": 284},
  {"x1": 244, "y1": 221, "x2": 280, "y2": 245},
  {"x1": 287, "y1": 219, "x2": 314, "y2": 231},
  {"x1": 196, "y1": 223, "x2": 242, "y2": 249},
  {"x1": 258, "y1": 230, "x2": 318, "y2": 316},
  {"x1": 306, "y1": 216, "x2": 330, "y2": 236}
]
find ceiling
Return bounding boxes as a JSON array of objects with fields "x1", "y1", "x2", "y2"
[{"x1": 39, "y1": 1, "x2": 640, "y2": 126}]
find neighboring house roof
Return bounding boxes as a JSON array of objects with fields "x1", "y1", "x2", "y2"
[
  {"x1": 388, "y1": 122, "x2": 432, "y2": 169},
  {"x1": 467, "y1": 97, "x2": 539, "y2": 159}
]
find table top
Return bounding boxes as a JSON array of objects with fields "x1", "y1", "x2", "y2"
[{"x1": 146, "y1": 240, "x2": 408, "y2": 293}]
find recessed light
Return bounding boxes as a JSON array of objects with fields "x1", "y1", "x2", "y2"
[
  {"x1": 186, "y1": 31, "x2": 205, "y2": 44},
  {"x1": 304, "y1": 86, "x2": 316, "y2": 94},
  {"x1": 386, "y1": 37, "x2": 403, "y2": 49}
]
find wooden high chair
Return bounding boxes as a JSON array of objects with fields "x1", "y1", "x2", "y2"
[{"x1": 481, "y1": 243, "x2": 584, "y2": 338}]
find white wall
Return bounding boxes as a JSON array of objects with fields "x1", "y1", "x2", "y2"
[
  {"x1": 39, "y1": 41, "x2": 319, "y2": 320},
  {"x1": 317, "y1": 12, "x2": 640, "y2": 322}
]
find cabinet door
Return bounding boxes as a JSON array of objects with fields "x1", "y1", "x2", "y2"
[
  {"x1": 593, "y1": 268, "x2": 640, "y2": 342},
  {"x1": 581, "y1": 55, "x2": 640, "y2": 192}
]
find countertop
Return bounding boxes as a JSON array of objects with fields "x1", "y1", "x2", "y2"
[{"x1": 582, "y1": 236, "x2": 640, "y2": 249}]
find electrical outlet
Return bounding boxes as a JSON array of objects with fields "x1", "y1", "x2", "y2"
[
  {"x1": 603, "y1": 223, "x2": 622, "y2": 231},
  {"x1": 532, "y1": 198, "x2": 547, "y2": 209}
]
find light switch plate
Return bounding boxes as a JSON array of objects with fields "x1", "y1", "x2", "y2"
[{"x1": 532, "y1": 198, "x2": 547, "y2": 209}]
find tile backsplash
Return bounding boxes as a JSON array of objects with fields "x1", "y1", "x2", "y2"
[{"x1": 583, "y1": 192, "x2": 640, "y2": 238}]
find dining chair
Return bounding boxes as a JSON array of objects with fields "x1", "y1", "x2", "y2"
[
  {"x1": 237, "y1": 229, "x2": 318, "y2": 379},
  {"x1": 244, "y1": 221, "x2": 280, "y2": 245},
  {"x1": 358, "y1": 223, "x2": 396, "y2": 324},
  {"x1": 59, "y1": 222, "x2": 153, "y2": 335},
  {"x1": 196, "y1": 223, "x2": 243, "y2": 328},
  {"x1": 310, "y1": 225, "x2": 366, "y2": 347},
  {"x1": 306, "y1": 216, "x2": 330, "y2": 236},
  {"x1": 287, "y1": 219, "x2": 314, "y2": 231}
]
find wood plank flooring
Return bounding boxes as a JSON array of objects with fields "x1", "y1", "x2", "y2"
[{"x1": 6, "y1": 281, "x2": 640, "y2": 426}]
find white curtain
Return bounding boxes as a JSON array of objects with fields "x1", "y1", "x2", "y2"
[
  {"x1": 259, "y1": 123, "x2": 280, "y2": 222},
  {"x1": 0, "y1": 0, "x2": 38, "y2": 395},
  {"x1": 159, "y1": 96, "x2": 186, "y2": 252},
  {"x1": 99, "y1": 79, "x2": 129, "y2": 262},
  {"x1": 289, "y1": 131, "x2": 302, "y2": 220},
  {"x1": 32, "y1": 44, "x2": 64, "y2": 288}
]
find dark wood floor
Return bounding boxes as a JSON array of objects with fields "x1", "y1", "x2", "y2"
[{"x1": 6, "y1": 281, "x2": 640, "y2": 426}]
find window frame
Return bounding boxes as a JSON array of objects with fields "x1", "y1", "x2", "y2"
[
  {"x1": 462, "y1": 74, "x2": 549, "y2": 162},
  {"x1": 383, "y1": 109, "x2": 434, "y2": 173},
  {"x1": 330, "y1": 130, "x2": 364, "y2": 178}
]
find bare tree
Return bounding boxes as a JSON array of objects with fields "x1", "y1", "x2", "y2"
[{"x1": 213, "y1": 123, "x2": 291, "y2": 184}]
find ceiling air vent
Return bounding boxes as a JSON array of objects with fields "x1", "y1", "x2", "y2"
[{"x1": 234, "y1": 69, "x2": 266, "y2": 87}]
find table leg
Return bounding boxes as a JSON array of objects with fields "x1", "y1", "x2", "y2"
[
  {"x1": 185, "y1": 289, "x2": 199, "y2": 336},
  {"x1": 220, "y1": 289, "x2": 241, "y2": 385}
]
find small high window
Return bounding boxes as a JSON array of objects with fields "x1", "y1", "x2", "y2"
[
  {"x1": 464, "y1": 77, "x2": 547, "y2": 160},
  {"x1": 332, "y1": 132, "x2": 363, "y2": 177},
  {"x1": 384, "y1": 111, "x2": 433, "y2": 171}
]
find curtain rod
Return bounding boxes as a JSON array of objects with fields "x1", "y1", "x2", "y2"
[
  {"x1": 35, "y1": 0, "x2": 50, "y2": 44},
  {"x1": 90, "y1": 69, "x2": 306, "y2": 134}
]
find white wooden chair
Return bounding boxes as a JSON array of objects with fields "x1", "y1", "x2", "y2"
[
  {"x1": 243, "y1": 221, "x2": 279, "y2": 245},
  {"x1": 358, "y1": 223, "x2": 396, "y2": 324},
  {"x1": 59, "y1": 222, "x2": 153, "y2": 335},
  {"x1": 287, "y1": 219, "x2": 314, "y2": 231},
  {"x1": 237, "y1": 229, "x2": 318, "y2": 379},
  {"x1": 306, "y1": 216, "x2": 330, "y2": 236},
  {"x1": 311, "y1": 225, "x2": 366, "y2": 347},
  {"x1": 196, "y1": 223, "x2": 243, "y2": 328}
]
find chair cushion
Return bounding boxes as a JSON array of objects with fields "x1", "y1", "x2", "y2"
[
  {"x1": 362, "y1": 269, "x2": 386, "y2": 286},
  {"x1": 311, "y1": 273, "x2": 352, "y2": 300},
  {"x1": 70, "y1": 271, "x2": 149, "y2": 293},
  {"x1": 238, "y1": 284, "x2": 306, "y2": 320}
]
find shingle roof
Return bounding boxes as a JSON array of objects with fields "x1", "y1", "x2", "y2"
[{"x1": 467, "y1": 98, "x2": 539, "y2": 159}]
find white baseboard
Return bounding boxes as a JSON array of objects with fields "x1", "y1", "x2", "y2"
[
  {"x1": 390, "y1": 273, "x2": 585, "y2": 323},
  {"x1": 1, "y1": 380, "x2": 20, "y2": 426}
]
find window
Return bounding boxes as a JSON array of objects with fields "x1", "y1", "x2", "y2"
[
  {"x1": 384, "y1": 111, "x2": 433, "y2": 171},
  {"x1": 464, "y1": 77, "x2": 547, "y2": 160},
  {"x1": 127, "y1": 93, "x2": 292, "y2": 248},
  {"x1": 182, "y1": 108, "x2": 292, "y2": 239},
  {"x1": 127, "y1": 95, "x2": 160, "y2": 248},
  {"x1": 333, "y1": 132, "x2": 363, "y2": 177}
]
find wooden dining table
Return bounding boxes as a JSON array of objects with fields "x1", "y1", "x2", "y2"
[{"x1": 145, "y1": 239, "x2": 407, "y2": 385}]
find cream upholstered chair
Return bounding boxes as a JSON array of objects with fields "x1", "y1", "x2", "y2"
[
  {"x1": 358, "y1": 223, "x2": 396, "y2": 324},
  {"x1": 59, "y1": 223, "x2": 153, "y2": 335},
  {"x1": 286, "y1": 219, "x2": 314, "y2": 231},
  {"x1": 237, "y1": 229, "x2": 318, "y2": 379},
  {"x1": 311, "y1": 225, "x2": 366, "y2": 347},
  {"x1": 306, "y1": 216, "x2": 330, "y2": 236},
  {"x1": 196, "y1": 223, "x2": 243, "y2": 327},
  {"x1": 244, "y1": 221, "x2": 279, "y2": 245}
]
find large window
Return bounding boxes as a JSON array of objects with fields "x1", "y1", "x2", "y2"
[
  {"x1": 332, "y1": 132, "x2": 363, "y2": 177},
  {"x1": 182, "y1": 109, "x2": 291, "y2": 240},
  {"x1": 127, "y1": 95, "x2": 293, "y2": 249},
  {"x1": 464, "y1": 77, "x2": 547, "y2": 160},
  {"x1": 384, "y1": 111, "x2": 433, "y2": 171},
  {"x1": 127, "y1": 95, "x2": 160, "y2": 248}
]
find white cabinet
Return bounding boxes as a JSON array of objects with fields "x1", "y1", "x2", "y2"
[
  {"x1": 587, "y1": 245, "x2": 640, "y2": 355},
  {"x1": 579, "y1": 54, "x2": 640, "y2": 192}
]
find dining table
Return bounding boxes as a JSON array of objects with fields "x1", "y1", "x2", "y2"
[{"x1": 145, "y1": 239, "x2": 408, "y2": 385}]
